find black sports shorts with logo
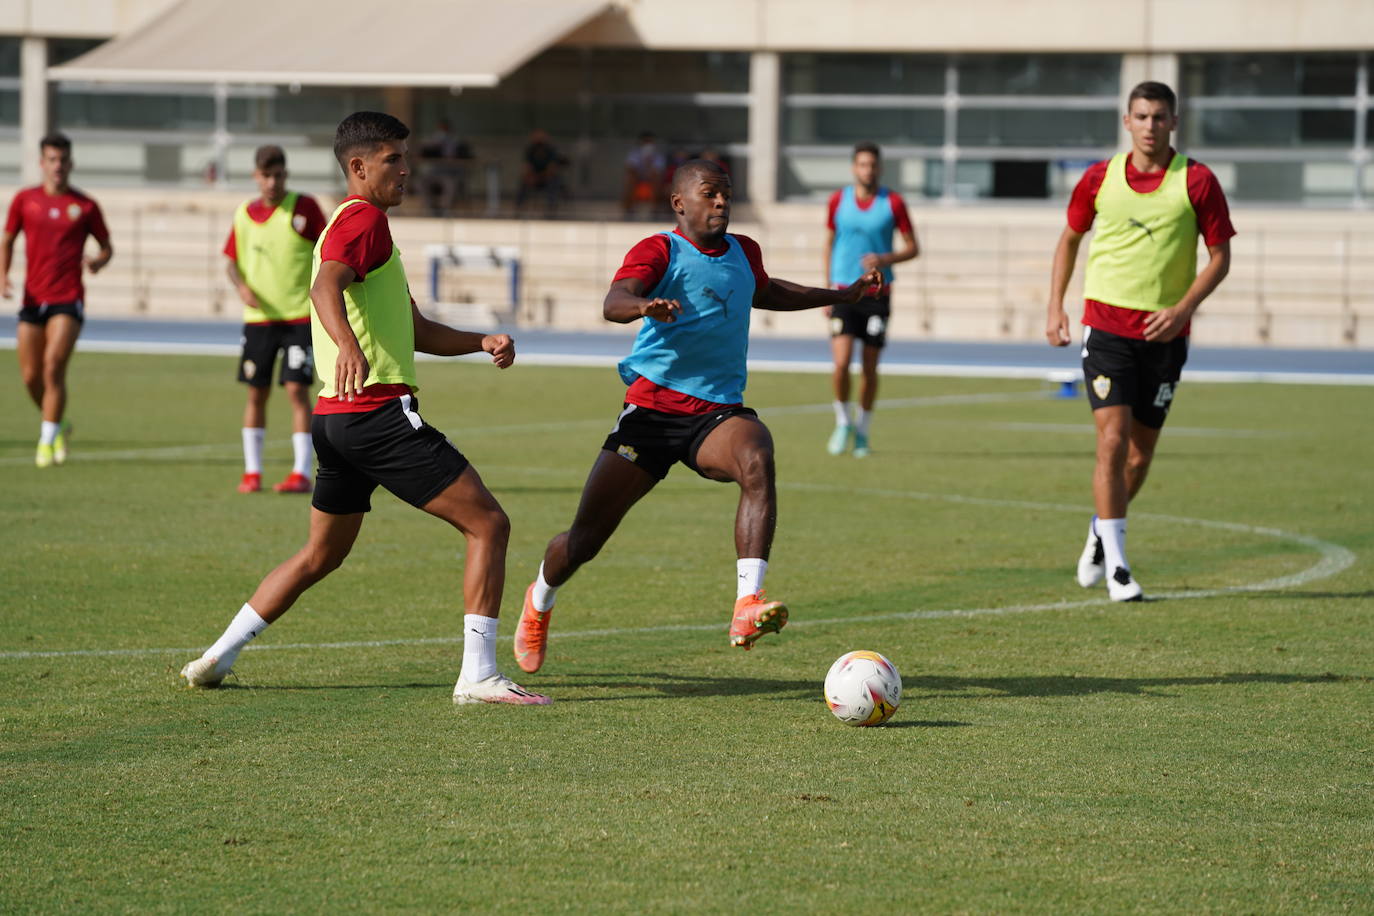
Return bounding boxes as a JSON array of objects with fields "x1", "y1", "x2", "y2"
[
  {"x1": 18, "y1": 300, "x2": 84, "y2": 325},
  {"x1": 601, "y1": 403, "x2": 759, "y2": 481},
  {"x1": 1081, "y1": 325, "x2": 1188, "y2": 429},
  {"x1": 311, "y1": 394, "x2": 469, "y2": 515},
  {"x1": 238, "y1": 322, "x2": 315, "y2": 388},
  {"x1": 829, "y1": 294, "x2": 890, "y2": 348}
]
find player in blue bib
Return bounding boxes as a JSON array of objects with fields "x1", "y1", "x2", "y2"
[
  {"x1": 824, "y1": 142, "x2": 919, "y2": 457},
  {"x1": 511, "y1": 160, "x2": 881, "y2": 674}
]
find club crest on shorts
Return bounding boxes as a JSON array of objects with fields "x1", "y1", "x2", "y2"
[
  {"x1": 243, "y1": 359, "x2": 257, "y2": 380},
  {"x1": 617, "y1": 444, "x2": 639, "y2": 463},
  {"x1": 1092, "y1": 374, "x2": 1111, "y2": 400}
]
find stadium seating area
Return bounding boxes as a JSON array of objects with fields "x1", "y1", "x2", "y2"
[{"x1": 8, "y1": 184, "x2": 1372, "y2": 349}]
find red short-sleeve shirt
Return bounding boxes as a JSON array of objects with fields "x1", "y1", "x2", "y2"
[
  {"x1": 5, "y1": 186, "x2": 110, "y2": 308},
  {"x1": 612, "y1": 229, "x2": 770, "y2": 415},
  {"x1": 222, "y1": 193, "x2": 326, "y2": 261},
  {"x1": 1068, "y1": 152, "x2": 1236, "y2": 339},
  {"x1": 313, "y1": 197, "x2": 414, "y2": 416}
]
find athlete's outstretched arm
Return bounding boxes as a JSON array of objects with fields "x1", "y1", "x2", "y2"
[
  {"x1": 1142, "y1": 240, "x2": 1231, "y2": 343},
  {"x1": 310, "y1": 259, "x2": 369, "y2": 401},
  {"x1": 755, "y1": 268, "x2": 882, "y2": 312},
  {"x1": 0, "y1": 231, "x2": 14, "y2": 298},
  {"x1": 1046, "y1": 225, "x2": 1085, "y2": 347},
  {"x1": 84, "y1": 237, "x2": 113, "y2": 274},
  {"x1": 862, "y1": 228, "x2": 920, "y2": 272},
  {"x1": 225, "y1": 257, "x2": 260, "y2": 310},
  {"x1": 604, "y1": 277, "x2": 681, "y2": 324},
  {"x1": 411, "y1": 302, "x2": 514, "y2": 367}
]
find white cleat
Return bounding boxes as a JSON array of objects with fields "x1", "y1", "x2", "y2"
[
  {"x1": 452, "y1": 672, "x2": 551, "y2": 706},
  {"x1": 180, "y1": 655, "x2": 228, "y2": 688},
  {"x1": 1107, "y1": 567, "x2": 1144, "y2": 602},
  {"x1": 1077, "y1": 527, "x2": 1105, "y2": 588}
]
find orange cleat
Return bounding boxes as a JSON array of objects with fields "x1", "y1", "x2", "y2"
[
  {"x1": 730, "y1": 591, "x2": 789, "y2": 650},
  {"x1": 237, "y1": 472, "x2": 262, "y2": 493},
  {"x1": 513, "y1": 583, "x2": 553, "y2": 673},
  {"x1": 273, "y1": 471, "x2": 312, "y2": 494}
]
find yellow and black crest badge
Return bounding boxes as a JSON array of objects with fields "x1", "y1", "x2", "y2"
[{"x1": 1092, "y1": 375, "x2": 1111, "y2": 400}]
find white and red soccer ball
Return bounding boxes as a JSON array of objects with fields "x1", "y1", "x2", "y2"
[{"x1": 824, "y1": 650, "x2": 902, "y2": 726}]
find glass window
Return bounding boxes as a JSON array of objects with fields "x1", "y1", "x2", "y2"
[
  {"x1": 959, "y1": 54, "x2": 1118, "y2": 96},
  {"x1": 0, "y1": 37, "x2": 19, "y2": 77},
  {"x1": 55, "y1": 92, "x2": 216, "y2": 129},
  {"x1": 784, "y1": 53, "x2": 945, "y2": 95},
  {"x1": 1185, "y1": 108, "x2": 1356, "y2": 148},
  {"x1": 784, "y1": 107, "x2": 943, "y2": 146},
  {"x1": 957, "y1": 108, "x2": 1116, "y2": 147},
  {"x1": 1182, "y1": 53, "x2": 1359, "y2": 97},
  {"x1": 0, "y1": 90, "x2": 16, "y2": 126}
]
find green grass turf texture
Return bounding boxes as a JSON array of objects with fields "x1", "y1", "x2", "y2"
[{"x1": 1, "y1": 350, "x2": 1371, "y2": 914}]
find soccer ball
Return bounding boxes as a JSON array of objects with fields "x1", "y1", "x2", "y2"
[{"x1": 824, "y1": 650, "x2": 902, "y2": 726}]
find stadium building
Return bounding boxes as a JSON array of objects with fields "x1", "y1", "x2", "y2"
[{"x1": 4, "y1": 0, "x2": 1372, "y2": 346}]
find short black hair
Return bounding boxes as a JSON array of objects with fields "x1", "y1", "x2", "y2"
[
  {"x1": 333, "y1": 111, "x2": 410, "y2": 173},
  {"x1": 254, "y1": 144, "x2": 286, "y2": 172},
  {"x1": 1128, "y1": 81, "x2": 1178, "y2": 115},
  {"x1": 40, "y1": 132, "x2": 72, "y2": 154},
  {"x1": 852, "y1": 141, "x2": 880, "y2": 160},
  {"x1": 670, "y1": 158, "x2": 730, "y2": 195}
]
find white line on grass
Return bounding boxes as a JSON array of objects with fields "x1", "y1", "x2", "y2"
[
  {"x1": 0, "y1": 389, "x2": 1053, "y2": 467},
  {"x1": 0, "y1": 485, "x2": 1354, "y2": 661},
  {"x1": 3, "y1": 335, "x2": 1372, "y2": 385}
]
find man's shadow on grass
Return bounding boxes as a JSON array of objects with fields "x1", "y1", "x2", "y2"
[
  {"x1": 214, "y1": 671, "x2": 1364, "y2": 706},
  {"x1": 535, "y1": 670, "x2": 1365, "y2": 702}
]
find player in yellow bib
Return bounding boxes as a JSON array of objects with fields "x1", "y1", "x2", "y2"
[
  {"x1": 224, "y1": 145, "x2": 326, "y2": 494},
  {"x1": 1046, "y1": 81, "x2": 1235, "y2": 601},
  {"x1": 182, "y1": 112, "x2": 548, "y2": 705}
]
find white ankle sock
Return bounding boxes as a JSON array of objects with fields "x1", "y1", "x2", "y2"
[
  {"x1": 205, "y1": 603, "x2": 268, "y2": 677},
  {"x1": 1097, "y1": 517, "x2": 1128, "y2": 574},
  {"x1": 460, "y1": 613, "x2": 499, "y2": 683},
  {"x1": 737, "y1": 558, "x2": 768, "y2": 600},
  {"x1": 855, "y1": 408, "x2": 872, "y2": 437},
  {"x1": 242, "y1": 427, "x2": 265, "y2": 474},
  {"x1": 530, "y1": 562, "x2": 557, "y2": 612},
  {"x1": 832, "y1": 401, "x2": 852, "y2": 427},
  {"x1": 40, "y1": 420, "x2": 60, "y2": 445},
  {"x1": 291, "y1": 432, "x2": 313, "y2": 477}
]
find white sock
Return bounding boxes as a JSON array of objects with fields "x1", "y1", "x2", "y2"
[
  {"x1": 40, "y1": 420, "x2": 60, "y2": 445},
  {"x1": 460, "y1": 613, "x2": 499, "y2": 683},
  {"x1": 291, "y1": 431, "x2": 313, "y2": 477},
  {"x1": 1097, "y1": 517, "x2": 1129, "y2": 574},
  {"x1": 242, "y1": 427, "x2": 265, "y2": 474},
  {"x1": 737, "y1": 558, "x2": 768, "y2": 600},
  {"x1": 855, "y1": 408, "x2": 872, "y2": 438},
  {"x1": 832, "y1": 401, "x2": 852, "y2": 427},
  {"x1": 204, "y1": 603, "x2": 269, "y2": 677},
  {"x1": 530, "y1": 562, "x2": 557, "y2": 612}
]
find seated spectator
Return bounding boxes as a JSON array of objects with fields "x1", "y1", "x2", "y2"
[
  {"x1": 516, "y1": 128, "x2": 567, "y2": 214},
  {"x1": 621, "y1": 130, "x2": 665, "y2": 218},
  {"x1": 420, "y1": 119, "x2": 474, "y2": 215}
]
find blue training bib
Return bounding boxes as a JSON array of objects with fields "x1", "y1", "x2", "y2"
[
  {"x1": 830, "y1": 186, "x2": 897, "y2": 287},
  {"x1": 618, "y1": 232, "x2": 757, "y2": 404}
]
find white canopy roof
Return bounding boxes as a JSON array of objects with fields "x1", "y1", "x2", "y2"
[{"x1": 50, "y1": 0, "x2": 609, "y2": 87}]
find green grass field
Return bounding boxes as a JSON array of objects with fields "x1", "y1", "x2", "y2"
[{"x1": 2, "y1": 350, "x2": 1371, "y2": 914}]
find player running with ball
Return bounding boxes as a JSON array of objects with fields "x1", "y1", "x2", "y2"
[
  {"x1": 512, "y1": 159, "x2": 881, "y2": 673},
  {"x1": 182, "y1": 112, "x2": 547, "y2": 705},
  {"x1": 1046, "y1": 81, "x2": 1234, "y2": 601}
]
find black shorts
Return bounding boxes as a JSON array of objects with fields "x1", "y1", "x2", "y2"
[
  {"x1": 311, "y1": 394, "x2": 470, "y2": 515},
  {"x1": 238, "y1": 322, "x2": 314, "y2": 388},
  {"x1": 17, "y1": 301, "x2": 84, "y2": 325},
  {"x1": 1081, "y1": 326, "x2": 1188, "y2": 429},
  {"x1": 601, "y1": 403, "x2": 759, "y2": 481},
  {"x1": 829, "y1": 295, "x2": 890, "y2": 348}
]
